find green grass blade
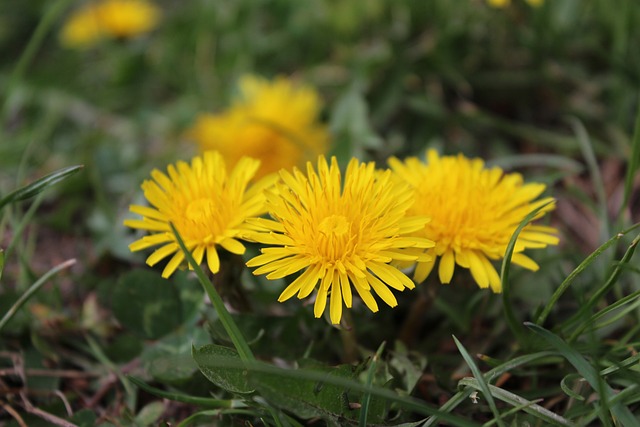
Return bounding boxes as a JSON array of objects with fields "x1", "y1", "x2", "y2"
[
  {"x1": 0, "y1": 165, "x2": 83, "y2": 211},
  {"x1": 525, "y1": 322, "x2": 637, "y2": 426},
  {"x1": 565, "y1": 232, "x2": 640, "y2": 340},
  {"x1": 0, "y1": 258, "x2": 75, "y2": 332},
  {"x1": 620, "y1": 97, "x2": 640, "y2": 218},
  {"x1": 536, "y1": 223, "x2": 640, "y2": 326},
  {"x1": 453, "y1": 336, "x2": 505, "y2": 427},
  {"x1": 127, "y1": 376, "x2": 236, "y2": 408},
  {"x1": 457, "y1": 378, "x2": 575, "y2": 426},
  {"x1": 570, "y1": 117, "x2": 610, "y2": 239},
  {"x1": 359, "y1": 341, "x2": 385, "y2": 427},
  {"x1": 1, "y1": 0, "x2": 75, "y2": 118},
  {"x1": 194, "y1": 354, "x2": 481, "y2": 427},
  {"x1": 500, "y1": 202, "x2": 554, "y2": 344},
  {"x1": 170, "y1": 222, "x2": 255, "y2": 362}
]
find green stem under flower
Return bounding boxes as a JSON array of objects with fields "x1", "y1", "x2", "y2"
[{"x1": 170, "y1": 223, "x2": 255, "y2": 362}]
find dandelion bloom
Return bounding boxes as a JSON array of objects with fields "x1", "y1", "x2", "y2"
[
  {"x1": 487, "y1": 0, "x2": 510, "y2": 7},
  {"x1": 186, "y1": 75, "x2": 329, "y2": 180},
  {"x1": 124, "y1": 151, "x2": 275, "y2": 278},
  {"x1": 246, "y1": 156, "x2": 434, "y2": 324},
  {"x1": 60, "y1": 0, "x2": 161, "y2": 48},
  {"x1": 389, "y1": 150, "x2": 558, "y2": 292}
]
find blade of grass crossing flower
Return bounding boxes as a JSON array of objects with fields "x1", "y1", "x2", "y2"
[
  {"x1": 500, "y1": 202, "x2": 553, "y2": 344},
  {"x1": 0, "y1": 259, "x2": 76, "y2": 332},
  {"x1": 620, "y1": 96, "x2": 640, "y2": 218},
  {"x1": 192, "y1": 351, "x2": 481, "y2": 427},
  {"x1": 457, "y1": 378, "x2": 575, "y2": 426},
  {"x1": 536, "y1": 223, "x2": 640, "y2": 326},
  {"x1": 566, "y1": 232, "x2": 640, "y2": 340},
  {"x1": 359, "y1": 341, "x2": 386, "y2": 427},
  {"x1": 525, "y1": 322, "x2": 637, "y2": 426},
  {"x1": 453, "y1": 336, "x2": 505, "y2": 427},
  {"x1": 127, "y1": 376, "x2": 236, "y2": 408},
  {"x1": 170, "y1": 222, "x2": 254, "y2": 362},
  {"x1": 570, "y1": 117, "x2": 610, "y2": 239},
  {"x1": 0, "y1": 165, "x2": 83, "y2": 211}
]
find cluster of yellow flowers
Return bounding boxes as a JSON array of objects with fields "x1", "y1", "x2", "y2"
[{"x1": 124, "y1": 76, "x2": 558, "y2": 325}]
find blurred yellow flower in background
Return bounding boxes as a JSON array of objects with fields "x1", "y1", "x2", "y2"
[
  {"x1": 246, "y1": 156, "x2": 434, "y2": 324},
  {"x1": 389, "y1": 150, "x2": 558, "y2": 292},
  {"x1": 124, "y1": 151, "x2": 276, "y2": 278},
  {"x1": 187, "y1": 75, "x2": 330, "y2": 180},
  {"x1": 60, "y1": 0, "x2": 161, "y2": 48},
  {"x1": 487, "y1": 0, "x2": 511, "y2": 7}
]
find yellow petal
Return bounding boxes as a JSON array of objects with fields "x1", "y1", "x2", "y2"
[{"x1": 438, "y1": 250, "x2": 455, "y2": 283}]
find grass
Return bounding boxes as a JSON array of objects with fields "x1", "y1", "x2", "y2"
[{"x1": 1, "y1": 0, "x2": 640, "y2": 425}]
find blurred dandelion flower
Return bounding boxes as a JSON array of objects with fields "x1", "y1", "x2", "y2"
[
  {"x1": 187, "y1": 75, "x2": 329, "y2": 180},
  {"x1": 60, "y1": 0, "x2": 161, "y2": 48},
  {"x1": 524, "y1": 0, "x2": 544, "y2": 6},
  {"x1": 246, "y1": 156, "x2": 434, "y2": 324},
  {"x1": 389, "y1": 150, "x2": 558, "y2": 292},
  {"x1": 487, "y1": 0, "x2": 511, "y2": 7},
  {"x1": 124, "y1": 151, "x2": 275, "y2": 278}
]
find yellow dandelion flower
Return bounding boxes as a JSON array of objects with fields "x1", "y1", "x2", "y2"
[
  {"x1": 389, "y1": 150, "x2": 559, "y2": 292},
  {"x1": 60, "y1": 0, "x2": 161, "y2": 48},
  {"x1": 487, "y1": 0, "x2": 511, "y2": 7},
  {"x1": 124, "y1": 151, "x2": 276, "y2": 278},
  {"x1": 246, "y1": 156, "x2": 434, "y2": 324},
  {"x1": 187, "y1": 75, "x2": 329, "y2": 180}
]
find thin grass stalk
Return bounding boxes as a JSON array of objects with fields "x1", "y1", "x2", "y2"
[
  {"x1": 170, "y1": 223, "x2": 255, "y2": 362},
  {"x1": 457, "y1": 378, "x2": 575, "y2": 426},
  {"x1": 453, "y1": 336, "x2": 505, "y2": 427},
  {"x1": 619, "y1": 95, "x2": 640, "y2": 218},
  {"x1": 569, "y1": 117, "x2": 610, "y2": 240},
  {"x1": 500, "y1": 202, "x2": 553, "y2": 345},
  {"x1": 525, "y1": 323, "x2": 637, "y2": 426},
  {"x1": 0, "y1": 259, "x2": 75, "y2": 332},
  {"x1": 359, "y1": 341, "x2": 385, "y2": 427},
  {"x1": 536, "y1": 223, "x2": 640, "y2": 326},
  {"x1": 2, "y1": 0, "x2": 75, "y2": 119},
  {"x1": 565, "y1": 232, "x2": 640, "y2": 340}
]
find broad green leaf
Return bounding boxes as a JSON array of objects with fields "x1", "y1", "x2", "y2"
[
  {"x1": 142, "y1": 328, "x2": 210, "y2": 384},
  {"x1": 192, "y1": 344, "x2": 254, "y2": 394},
  {"x1": 112, "y1": 269, "x2": 183, "y2": 340},
  {"x1": 191, "y1": 355, "x2": 479, "y2": 427},
  {"x1": 135, "y1": 402, "x2": 165, "y2": 427},
  {"x1": 0, "y1": 165, "x2": 83, "y2": 211}
]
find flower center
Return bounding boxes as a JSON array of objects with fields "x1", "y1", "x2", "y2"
[
  {"x1": 185, "y1": 198, "x2": 217, "y2": 224},
  {"x1": 319, "y1": 214, "x2": 349, "y2": 237}
]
